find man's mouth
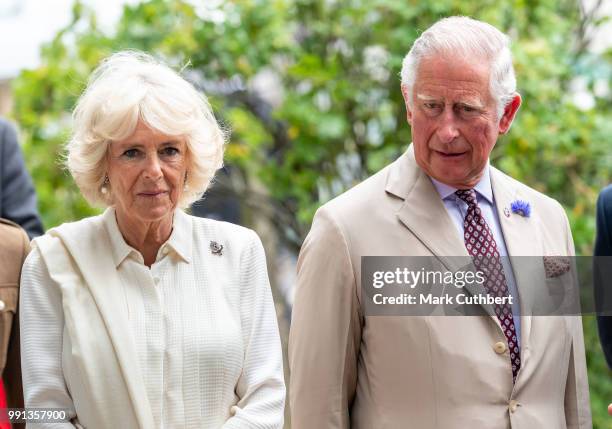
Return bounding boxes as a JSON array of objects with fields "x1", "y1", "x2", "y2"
[{"x1": 434, "y1": 150, "x2": 467, "y2": 158}]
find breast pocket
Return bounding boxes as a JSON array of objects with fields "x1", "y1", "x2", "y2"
[{"x1": 0, "y1": 284, "x2": 18, "y2": 371}]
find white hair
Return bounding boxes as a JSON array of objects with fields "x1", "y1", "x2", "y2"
[
  {"x1": 66, "y1": 50, "x2": 226, "y2": 208},
  {"x1": 400, "y1": 16, "x2": 516, "y2": 118}
]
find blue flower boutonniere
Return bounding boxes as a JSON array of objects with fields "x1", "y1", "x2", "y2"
[{"x1": 510, "y1": 200, "x2": 531, "y2": 218}]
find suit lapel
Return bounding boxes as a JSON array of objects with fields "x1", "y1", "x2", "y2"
[
  {"x1": 489, "y1": 168, "x2": 542, "y2": 257},
  {"x1": 490, "y1": 168, "x2": 546, "y2": 359},
  {"x1": 387, "y1": 146, "x2": 497, "y2": 319}
]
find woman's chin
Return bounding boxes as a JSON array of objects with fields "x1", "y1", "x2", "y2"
[{"x1": 119, "y1": 203, "x2": 174, "y2": 224}]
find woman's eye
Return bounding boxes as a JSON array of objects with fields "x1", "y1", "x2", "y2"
[
  {"x1": 123, "y1": 149, "x2": 140, "y2": 158},
  {"x1": 161, "y1": 147, "x2": 179, "y2": 156}
]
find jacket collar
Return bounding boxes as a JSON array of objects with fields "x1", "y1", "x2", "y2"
[
  {"x1": 386, "y1": 145, "x2": 469, "y2": 267},
  {"x1": 385, "y1": 144, "x2": 540, "y2": 352}
]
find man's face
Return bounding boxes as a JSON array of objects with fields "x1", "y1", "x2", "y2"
[{"x1": 403, "y1": 54, "x2": 520, "y2": 189}]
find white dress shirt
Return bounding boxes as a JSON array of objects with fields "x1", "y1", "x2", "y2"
[
  {"x1": 20, "y1": 208, "x2": 285, "y2": 428},
  {"x1": 430, "y1": 165, "x2": 522, "y2": 345}
]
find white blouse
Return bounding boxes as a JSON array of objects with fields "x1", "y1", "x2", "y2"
[{"x1": 20, "y1": 208, "x2": 285, "y2": 428}]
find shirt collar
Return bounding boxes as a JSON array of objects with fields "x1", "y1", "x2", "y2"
[
  {"x1": 430, "y1": 163, "x2": 493, "y2": 205},
  {"x1": 102, "y1": 207, "x2": 193, "y2": 267},
  {"x1": 165, "y1": 208, "x2": 192, "y2": 264}
]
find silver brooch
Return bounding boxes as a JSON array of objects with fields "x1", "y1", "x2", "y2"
[
  {"x1": 503, "y1": 207, "x2": 511, "y2": 218},
  {"x1": 210, "y1": 241, "x2": 223, "y2": 256}
]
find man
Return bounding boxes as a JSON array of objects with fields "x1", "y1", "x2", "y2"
[
  {"x1": 289, "y1": 16, "x2": 591, "y2": 428},
  {"x1": 0, "y1": 118, "x2": 43, "y2": 239},
  {"x1": 594, "y1": 186, "x2": 612, "y2": 417}
]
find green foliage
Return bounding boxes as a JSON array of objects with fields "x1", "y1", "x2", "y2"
[{"x1": 10, "y1": 0, "x2": 612, "y2": 424}]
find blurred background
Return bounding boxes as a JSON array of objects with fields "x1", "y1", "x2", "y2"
[{"x1": 1, "y1": 0, "x2": 611, "y2": 427}]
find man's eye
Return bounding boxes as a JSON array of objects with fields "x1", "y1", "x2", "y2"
[
  {"x1": 458, "y1": 104, "x2": 480, "y2": 115},
  {"x1": 422, "y1": 103, "x2": 443, "y2": 115}
]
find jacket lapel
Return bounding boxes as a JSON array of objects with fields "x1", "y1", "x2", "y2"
[
  {"x1": 388, "y1": 146, "x2": 467, "y2": 263},
  {"x1": 490, "y1": 168, "x2": 545, "y2": 359},
  {"x1": 387, "y1": 146, "x2": 497, "y2": 319},
  {"x1": 489, "y1": 168, "x2": 541, "y2": 257},
  {"x1": 53, "y1": 215, "x2": 155, "y2": 428}
]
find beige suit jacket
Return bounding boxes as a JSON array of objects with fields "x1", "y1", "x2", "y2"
[
  {"x1": 289, "y1": 146, "x2": 591, "y2": 429},
  {"x1": 0, "y1": 219, "x2": 28, "y2": 413}
]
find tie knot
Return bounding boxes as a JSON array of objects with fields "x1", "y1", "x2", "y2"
[{"x1": 455, "y1": 189, "x2": 478, "y2": 207}]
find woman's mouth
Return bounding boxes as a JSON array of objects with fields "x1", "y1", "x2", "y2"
[{"x1": 138, "y1": 190, "x2": 168, "y2": 197}]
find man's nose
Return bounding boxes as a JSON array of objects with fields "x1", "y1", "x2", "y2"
[
  {"x1": 143, "y1": 153, "x2": 163, "y2": 179},
  {"x1": 436, "y1": 108, "x2": 460, "y2": 143}
]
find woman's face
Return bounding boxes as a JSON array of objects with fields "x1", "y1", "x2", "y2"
[{"x1": 106, "y1": 120, "x2": 187, "y2": 224}]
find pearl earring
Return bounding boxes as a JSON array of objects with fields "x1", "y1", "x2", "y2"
[{"x1": 101, "y1": 175, "x2": 109, "y2": 194}]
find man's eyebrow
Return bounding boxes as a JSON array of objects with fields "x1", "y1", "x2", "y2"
[
  {"x1": 416, "y1": 93, "x2": 441, "y2": 102},
  {"x1": 456, "y1": 99, "x2": 485, "y2": 109},
  {"x1": 416, "y1": 93, "x2": 487, "y2": 110}
]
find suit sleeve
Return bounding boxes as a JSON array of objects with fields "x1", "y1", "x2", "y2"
[
  {"x1": 3, "y1": 227, "x2": 29, "y2": 422},
  {"x1": 289, "y1": 207, "x2": 361, "y2": 429},
  {"x1": 560, "y1": 208, "x2": 592, "y2": 429},
  {"x1": 594, "y1": 188, "x2": 612, "y2": 367},
  {"x1": 0, "y1": 120, "x2": 44, "y2": 239}
]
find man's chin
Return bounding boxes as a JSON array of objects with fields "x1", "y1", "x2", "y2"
[{"x1": 429, "y1": 170, "x2": 481, "y2": 189}]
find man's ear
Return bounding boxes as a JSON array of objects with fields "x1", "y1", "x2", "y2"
[
  {"x1": 401, "y1": 84, "x2": 413, "y2": 125},
  {"x1": 498, "y1": 93, "x2": 521, "y2": 134}
]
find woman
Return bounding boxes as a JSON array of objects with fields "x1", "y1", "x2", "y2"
[{"x1": 20, "y1": 51, "x2": 285, "y2": 428}]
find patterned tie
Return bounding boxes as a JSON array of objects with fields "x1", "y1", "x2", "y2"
[{"x1": 455, "y1": 189, "x2": 521, "y2": 383}]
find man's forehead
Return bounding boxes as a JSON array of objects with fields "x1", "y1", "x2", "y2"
[{"x1": 412, "y1": 54, "x2": 492, "y2": 95}]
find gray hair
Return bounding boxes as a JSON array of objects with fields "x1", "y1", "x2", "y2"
[
  {"x1": 66, "y1": 50, "x2": 226, "y2": 208},
  {"x1": 400, "y1": 16, "x2": 516, "y2": 118}
]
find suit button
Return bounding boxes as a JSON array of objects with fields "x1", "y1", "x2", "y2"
[
  {"x1": 493, "y1": 341, "x2": 506, "y2": 354},
  {"x1": 509, "y1": 400, "x2": 519, "y2": 413},
  {"x1": 0, "y1": 300, "x2": 4, "y2": 311}
]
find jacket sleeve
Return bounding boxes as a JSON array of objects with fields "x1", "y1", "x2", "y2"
[
  {"x1": 0, "y1": 120, "x2": 44, "y2": 239},
  {"x1": 3, "y1": 227, "x2": 29, "y2": 421},
  {"x1": 561, "y1": 208, "x2": 592, "y2": 429},
  {"x1": 289, "y1": 207, "x2": 362, "y2": 429},
  {"x1": 20, "y1": 248, "x2": 77, "y2": 428},
  {"x1": 221, "y1": 230, "x2": 286, "y2": 429}
]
